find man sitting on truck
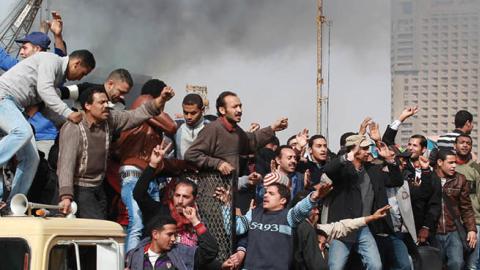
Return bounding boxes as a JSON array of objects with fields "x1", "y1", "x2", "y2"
[{"x1": 125, "y1": 211, "x2": 218, "y2": 270}]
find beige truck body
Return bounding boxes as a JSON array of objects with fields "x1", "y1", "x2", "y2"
[{"x1": 0, "y1": 217, "x2": 125, "y2": 270}]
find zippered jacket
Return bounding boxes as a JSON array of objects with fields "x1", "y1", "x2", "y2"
[{"x1": 435, "y1": 172, "x2": 477, "y2": 234}]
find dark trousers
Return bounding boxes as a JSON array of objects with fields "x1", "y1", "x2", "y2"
[
  {"x1": 74, "y1": 185, "x2": 107, "y2": 219},
  {"x1": 375, "y1": 232, "x2": 412, "y2": 270}
]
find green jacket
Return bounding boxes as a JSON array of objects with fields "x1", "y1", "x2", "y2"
[{"x1": 456, "y1": 160, "x2": 480, "y2": 224}]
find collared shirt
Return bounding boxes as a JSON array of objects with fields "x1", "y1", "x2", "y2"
[
  {"x1": 174, "y1": 117, "x2": 208, "y2": 160},
  {"x1": 0, "y1": 52, "x2": 72, "y2": 118},
  {"x1": 219, "y1": 116, "x2": 236, "y2": 132},
  {"x1": 57, "y1": 101, "x2": 161, "y2": 198}
]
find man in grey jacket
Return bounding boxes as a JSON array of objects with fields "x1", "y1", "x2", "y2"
[
  {"x1": 58, "y1": 85, "x2": 175, "y2": 219},
  {"x1": 0, "y1": 50, "x2": 95, "y2": 202}
]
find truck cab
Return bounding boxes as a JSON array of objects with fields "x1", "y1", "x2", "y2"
[{"x1": 0, "y1": 217, "x2": 125, "y2": 270}]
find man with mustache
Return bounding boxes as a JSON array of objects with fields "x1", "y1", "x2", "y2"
[
  {"x1": 274, "y1": 145, "x2": 305, "y2": 199},
  {"x1": 57, "y1": 85, "x2": 175, "y2": 219},
  {"x1": 185, "y1": 91, "x2": 288, "y2": 176},
  {"x1": 133, "y1": 142, "x2": 204, "y2": 247}
]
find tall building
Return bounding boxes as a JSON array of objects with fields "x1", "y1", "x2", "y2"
[{"x1": 391, "y1": 0, "x2": 480, "y2": 153}]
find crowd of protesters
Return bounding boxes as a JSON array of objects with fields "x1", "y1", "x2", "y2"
[{"x1": 1, "y1": 12, "x2": 480, "y2": 270}]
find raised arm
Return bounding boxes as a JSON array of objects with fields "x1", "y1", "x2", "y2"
[
  {"x1": 111, "y1": 87, "x2": 175, "y2": 131},
  {"x1": 383, "y1": 106, "x2": 419, "y2": 146},
  {"x1": 133, "y1": 143, "x2": 169, "y2": 221},
  {"x1": 49, "y1": 11, "x2": 67, "y2": 56},
  {"x1": 288, "y1": 182, "x2": 332, "y2": 227}
]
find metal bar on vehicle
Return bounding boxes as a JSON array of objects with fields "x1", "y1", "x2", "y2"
[
  {"x1": 56, "y1": 239, "x2": 121, "y2": 269},
  {"x1": 72, "y1": 242, "x2": 81, "y2": 270}
]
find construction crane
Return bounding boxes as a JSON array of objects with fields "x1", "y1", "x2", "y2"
[
  {"x1": 316, "y1": 0, "x2": 326, "y2": 135},
  {"x1": 0, "y1": 0, "x2": 44, "y2": 57}
]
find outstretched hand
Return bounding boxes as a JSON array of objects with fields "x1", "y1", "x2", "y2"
[
  {"x1": 49, "y1": 11, "x2": 63, "y2": 36},
  {"x1": 160, "y1": 86, "x2": 175, "y2": 101},
  {"x1": 249, "y1": 123, "x2": 260, "y2": 132},
  {"x1": 311, "y1": 182, "x2": 333, "y2": 201},
  {"x1": 399, "y1": 106, "x2": 419, "y2": 122},
  {"x1": 271, "y1": 117, "x2": 288, "y2": 132},
  {"x1": 359, "y1": 117, "x2": 372, "y2": 135},
  {"x1": 366, "y1": 205, "x2": 391, "y2": 223},
  {"x1": 295, "y1": 128, "x2": 309, "y2": 151},
  {"x1": 304, "y1": 169, "x2": 312, "y2": 189},
  {"x1": 247, "y1": 172, "x2": 262, "y2": 186},
  {"x1": 376, "y1": 142, "x2": 395, "y2": 163},
  {"x1": 367, "y1": 121, "x2": 381, "y2": 142}
]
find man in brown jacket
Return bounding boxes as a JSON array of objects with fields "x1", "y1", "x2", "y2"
[
  {"x1": 115, "y1": 79, "x2": 177, "y2": 252},
  {"x1": 184, "y1": 91, "x2": 288, "y2": 176},
  {"x1": 434, "y1": 150, "x2": 477, "y2": 270}
]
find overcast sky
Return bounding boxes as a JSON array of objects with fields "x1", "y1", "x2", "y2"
[{"x1": 0, "y1": 0, "x2": 391, "y2": 150}]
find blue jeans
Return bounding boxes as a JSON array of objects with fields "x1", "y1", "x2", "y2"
[
  {"x1": 436, "y1": 231, "x2": 464, "y2": 270},
  {"x1": 375, "y1": 233, "x2": 411, "y2": 270},
  {"x1": 0, "y1": 97, "x2": 39, "y2": 201},
  {"x1": 121, "y1": 174, "x2": 160, "y2": 252},
  {"x1": 467, "y1": 225, "x2": 480, "y2": 270},
  {"x1": 329, "y1": 226, "x2": 382, "y2": 270}
]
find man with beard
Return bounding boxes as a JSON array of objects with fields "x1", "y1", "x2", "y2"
[
  {"x1": 454, "y1": 134, "x2": 480, "y2": 269},
  {"x1": 185, "y1": 91, "x2": 288, "y2": 176},
  {"x1": 61, "y1": 68, "x2": 134, "y2": 108},
  {"x1": 133, "y1": 142, "x2": 203, "y2": 247},
  {"x1": 57, "y1": 86, "x2": 175, "y2": 219},
  {"x1": 434, "y1": 150, "x2": 477, "y2": 270}
]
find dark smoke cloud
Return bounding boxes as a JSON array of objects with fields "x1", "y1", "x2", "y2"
[
  {"x1": 1, "y1": 0, "x2": 391, "y2": 147},
  {"x1": 55, "y1": 0, "x2": 316, "y2": 75}
]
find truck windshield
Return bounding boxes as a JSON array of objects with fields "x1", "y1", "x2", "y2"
[
  {"x1": 48, "y1": 239, "x2": 121, "y2": 270},
  {"x1": 0, "y1": 238, "x2": 30, "y2": 270},
  {"x1": 49, "y1": 245, "x2": 97, "y2": 270}
]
